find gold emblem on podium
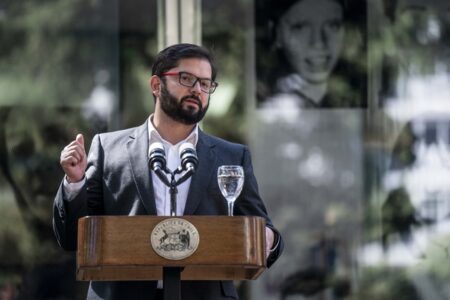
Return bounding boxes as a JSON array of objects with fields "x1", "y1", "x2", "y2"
[{"x1": 150, "y1": 218, "x2": 200, "y2": 260}]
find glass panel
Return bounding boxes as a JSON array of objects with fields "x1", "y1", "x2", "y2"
[
  {"x1": 251, "y1": 111, "x2": 363, "y2": 300},
  {"x1": 365, "y1": 0, "x2": 450, "y2": 299},
  {"x1": 201, "y1": 0, "x2": 252, "y2": 142},
  {"x1": 2, "y1": 0, "x2": 450, "y2": 299},
  {"x1": 0, "y1": 0, "x2": 157, "y2": 298},
  {"x1": 119, "y1": 0, "x2": 158, "y2": 128},
  {"x1": 250, "y1": 0, "x2": 450, "y2": 298},
  {"x1": 0, "y1": 0, "x2": 119, "y2": 296},
  {"x1": 251, "y1": 0, "x2": 366, "y2": 299}
]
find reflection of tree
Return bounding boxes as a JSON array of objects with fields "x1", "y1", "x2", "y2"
[
  {"x1": 378, "y1": 0, "x2": 450, "y2": 107},
  {"x1": 0, "y1": 108, "x2": 44, "y2": 236},
  {"x1": 1, "y1": 1, "x2": 251, "y2": 299},
  {"x1": 251, "y1": 111, "x2": 361, "y2": 300},
  {"x1": 201, "y1": 0, "x2": 251, "y2": 143},
  {"x1": 381, "y1": 187, "x2": 420, "y2": 252},
  {"x1": 0, "y1": 106, "x2": 93, "y2": 298},
  {"x1": 365, "y1": 114, "x2": 450, "y2": 296},
  {"x1": 0, "y1": 0, "x2": 118, "y2": 296},
  {"x1": 280, "y1": 235, "x2": 351, "y2": 300},
  {"x1": 280, "y1": 268, "x2": 326, "y2": 299},
  {"x1": 0, "y1": 108, "x2": 51, "y2": 241},
  {"x1": 354, "y1": 267, "x2": 420, "y2": 300},
  {"x1": 0, "y1": 0, "x2": 120, "y2": 107},
  {"x1": 390, "y1": 123, "x2": 417, "y2": 169}
]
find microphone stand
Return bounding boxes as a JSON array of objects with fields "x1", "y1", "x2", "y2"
[
  {"x1": 155, "y1": 166, "x2": 195, "y2": 300},
  {"x1": 155, "y1": 166, "x2": 194, "y2": 217},
  {"x1": 169, "y1": 176, "x2": 178, "y2": 217},
  {"x1": 150, "y1": 142, "x2": 197, "y2": 217}
]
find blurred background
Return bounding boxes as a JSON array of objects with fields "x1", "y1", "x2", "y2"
[{"x1": 1, "y1": 0, "x2": 450, "y2": 299}]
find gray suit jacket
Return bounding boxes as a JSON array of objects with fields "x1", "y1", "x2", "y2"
[{"x1": 53, "y1": 121, "x2": 283, "y2": 300}]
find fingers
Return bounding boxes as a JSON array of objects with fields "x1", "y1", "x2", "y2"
[
  {"x1": 265, "y1": 227, "x2": 275, "y2": 259},
  {"x1": 61, "y1": 144, "x2": 85, "y2": 166},
  {"x1": 76, "y1": 133, "x2": 85, "y2": 149},
  {"x1": 59, "y1": 134, "x2": 87, "y2": 183},
  {"x1": 60, "y1": 134, "x2": 87, "y2": 167}
]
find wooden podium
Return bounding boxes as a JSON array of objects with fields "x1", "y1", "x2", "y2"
[{"x1": 77, "y1": 216, "x2": 267, "y2": 299}]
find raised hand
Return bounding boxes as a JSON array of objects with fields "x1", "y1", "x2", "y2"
[{"x1": 60, "y1": 134, "x2": 87, "y2": 183}]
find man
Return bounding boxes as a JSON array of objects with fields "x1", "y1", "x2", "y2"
[{"x1": 53, "y1": 43, "x2": 283, "y2": 300}]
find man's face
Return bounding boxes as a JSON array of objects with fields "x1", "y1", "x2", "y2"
[
  {"x1": 159, "y1": 58, "x2": 212, "y2": 125},
  {"x1": 277, "y1": 0, "x2": 344, "y2": 84}
]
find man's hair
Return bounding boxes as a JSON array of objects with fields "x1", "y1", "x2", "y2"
[{"x1": 152, "y1": 43, "x2": 217, "y2": 81}]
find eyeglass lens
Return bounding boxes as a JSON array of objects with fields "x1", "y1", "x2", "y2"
[{"x1": 179, "y1": 72, "x2": 216, "y2": 93}]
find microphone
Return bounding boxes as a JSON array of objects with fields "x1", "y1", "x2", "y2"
[
  {"x1": 148, "y1": 142, "x2": 171, "y2": 186},
  {"x1": 175, "y1": 142, "x2": 198, "y2": 186},
  {"x1": 179, "y1": 142, "x2": 198, "y2": 172},
  {"x1": 148, "y1": 142, "x2": 166, "y2": 172}
]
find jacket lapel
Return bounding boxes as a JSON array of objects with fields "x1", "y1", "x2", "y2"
[
  {"x1": 184, "y1": 130, "x2": 216, "y2": 215},
  {"x1": 126, "y1": 121, "x2": 157, "y2": 215}
]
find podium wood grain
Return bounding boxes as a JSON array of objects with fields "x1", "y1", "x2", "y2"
[{"x1": 77, "y1": 216, "x2": 266, "y2": 281}]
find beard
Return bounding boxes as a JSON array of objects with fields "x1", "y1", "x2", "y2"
[{"x1": 159, "y1": 84, "x2": 209, "y2": 125}]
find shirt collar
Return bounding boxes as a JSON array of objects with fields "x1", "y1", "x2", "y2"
[{"x1": 147, "y1": 114, "x2": 199, "y2": 148}]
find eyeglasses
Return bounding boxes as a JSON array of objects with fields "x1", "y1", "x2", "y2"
[{"x1": 160, "y1": 71, "x2": 218, "y2": 94}]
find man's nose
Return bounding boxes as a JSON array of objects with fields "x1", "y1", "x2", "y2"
[{"x1": 190, "y1": 80, "x2": 202, "y2": 94}]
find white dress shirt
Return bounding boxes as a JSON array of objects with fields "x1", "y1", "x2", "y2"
[{"x1": 147, "y1": 117, "x2": 198, "y2": 216}]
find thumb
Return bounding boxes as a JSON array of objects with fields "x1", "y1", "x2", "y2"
[{"x1": 76, "y1": 133, "x2": 85, "y2": 149}]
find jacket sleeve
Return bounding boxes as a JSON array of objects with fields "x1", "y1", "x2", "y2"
[
  {"x1": 53, "y1": 182, "x2": 87, "y2": 251},
  {"x1": 235, "y1": 146, "x2": 284, "y2": 268},
  {"x1": 52, "y1": 134, "x2": 104, "y2": 251}
]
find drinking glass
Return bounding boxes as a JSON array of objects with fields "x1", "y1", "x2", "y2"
[{"x1": 217, "y1": 165, "x2": 244, "y2": 216}]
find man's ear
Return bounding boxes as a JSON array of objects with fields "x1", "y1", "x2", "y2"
[{"x1": 149, "y1": 75, "x2": 161, "y2": 98}]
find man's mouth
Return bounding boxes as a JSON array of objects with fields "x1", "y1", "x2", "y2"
[{"x1": 182, "y1": 97, "x2": 202, "y2": 109}]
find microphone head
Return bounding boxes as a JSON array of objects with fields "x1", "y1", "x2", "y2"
[
  {"x1": 179, "y1": 142, "x2": 195, "y2": 155},
  {"x1": 179, "y1": 142, "x2": 198, "y2": 171},
  {"x1": 149, "y1": 142, "x2": 166, "y2": 170},
  {"x1": 149, "y1": 142, "x2": 165, "y2": 154}
]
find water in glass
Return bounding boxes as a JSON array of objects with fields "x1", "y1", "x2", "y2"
[{"x1": 217, "y1": 165, "x2": 244, "y2": 216}]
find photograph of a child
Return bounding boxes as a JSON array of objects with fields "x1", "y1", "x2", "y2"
[{"x1": 255, "y1": 0, "x2": 367, "y2": 109}]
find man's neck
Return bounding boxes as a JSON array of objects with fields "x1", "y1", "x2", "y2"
[{"x1": 151, "y1": 113, "x2": 196, "y2": 145}]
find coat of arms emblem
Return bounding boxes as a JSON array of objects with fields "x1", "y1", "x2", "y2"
[{"x1": 150, "y1": 218, "x2": 200, "y2": 260}]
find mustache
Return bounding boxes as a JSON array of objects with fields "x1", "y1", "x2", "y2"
[{"x1": 181, "y1": 95, "x2": 202, "y2": 107}]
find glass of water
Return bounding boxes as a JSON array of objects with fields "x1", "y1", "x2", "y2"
[{"x1": 217, "y1": 165, "x2": 244, "y2": 216}]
